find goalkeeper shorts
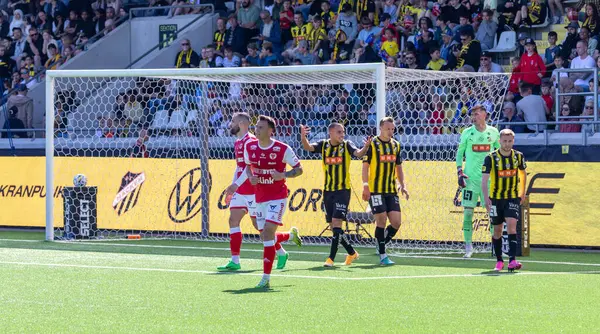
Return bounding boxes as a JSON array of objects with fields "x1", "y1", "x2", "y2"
[{"x1": 462, "y1": 177, "x2": 488, "y2": 208}]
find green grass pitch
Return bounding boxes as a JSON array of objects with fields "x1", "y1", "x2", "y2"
[{"x1": 1, "y1": 231, "x2": 600, "y2": 333}]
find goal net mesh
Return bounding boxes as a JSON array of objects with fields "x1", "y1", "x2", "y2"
[{"x1": 50, "y1": 66, "x2": 509, "y2": 254}]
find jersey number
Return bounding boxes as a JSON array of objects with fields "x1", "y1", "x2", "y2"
[
  {"x1": 489, "y1": 205, "x2": 498, "y2": 217},
  {"x1": 371, "y1": 195, "x2": 383, "y2": 206},
  {"x1": 464, "y1": 190, "x2": 473, "y2": 201}
]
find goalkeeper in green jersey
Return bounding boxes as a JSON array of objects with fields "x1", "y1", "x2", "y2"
[{"x1": 455, "y1": 105, "x2": 500, "y2": 258}]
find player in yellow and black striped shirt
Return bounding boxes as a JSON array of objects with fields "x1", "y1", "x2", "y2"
[
  {"x1": 482, "y1": 129, "x2": 527, "y2": 272},
  {"x1": 362, "y1": 117, "x2": 409, "y2": 265},
  {"x1": 301, "y1": 123, "x2": 371, "y2": 267}
]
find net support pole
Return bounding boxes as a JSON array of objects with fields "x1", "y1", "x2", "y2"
[
  {"x1": 375, "y1": 63, "x2": 386, "y2": 135},
  {"x1": 199, "y1": 82, "x2": 210, "y2": 237},
  {"x1": 45, "y1": 74, "x2": 56, "y2": 241}
]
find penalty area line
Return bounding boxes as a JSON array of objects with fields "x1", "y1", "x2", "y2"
[
  {"x1": 0, "y1": 260, "x2": 599, "y2": 280},
  {"x1": 2, "y1": 239, "x2": 600, "y2": 268}
]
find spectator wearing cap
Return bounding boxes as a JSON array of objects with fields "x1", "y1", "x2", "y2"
[
  {"x1": 561, "y1": 21, "x2": 580, "y2": 60},
  {"x1": 570, "y1": 39, "x2": 596, "y2": 90},
  {"x1": 258, "y1": 10, "x2": 282, "y2": 54},
  {"x1": 2, "y1": 105, "x2": 26, "y2": 138},
  {"x1": 225, "y1": 15, "x2": 247, "y2": 56},
  {"x1": 174, "y1": 39, "x2": 200, "y2": 68},
  {"x1": 517, "y1": 82, "x2": 548, "y2": 132},
  {"x1": 519, "y1": 38, "x2": 546, "y2": 94},
  {"x1": 282, "y1": 40, "x2": 318, "y2": 64},
  {"x1": 454, "y1": 29, "x2": 481, "y2": 70},
  {"x1": 7, "y1": 84, "x2": 33, "y2": 131},
  {"x1": 440, "y1": 29, "x2": 457, "y2": 62},
  {"x1": 478, "y1": 51, "x2": 503, "y2": 72},
  {"x1": 500, "y1": 102, "x2": 525, "y2": 133},
  {"x1": 475, "y1": 9, "x2": 496, "y2": 51}
]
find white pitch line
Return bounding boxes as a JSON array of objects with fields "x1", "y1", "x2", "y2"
[
  {"x1": 2, "y1": 238, "x2": 600, "y2": 268},
  {"x1": 0, "y1": 260, "x2": 599, "y2": 281}
]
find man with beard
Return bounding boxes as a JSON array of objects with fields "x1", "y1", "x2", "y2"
[
  {"x1": 236, "y1": 0, "x2": 261, "y2": 45},
  {"x1": 219, "y1": 112, "x2": 293, "y2": 271}
]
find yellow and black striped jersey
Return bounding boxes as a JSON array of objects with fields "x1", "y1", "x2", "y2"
[
  {"x1": 312, "y1": 139, "x2": 358, "y2": 191},
  {"x1": 482, "y1": 149, "x2": 527, "y2": 200},
  {"x1": 213, "y1": 30, "x2": 226, "y2": 51},
  {"x1": 363, "y1": 136, "x2": 402, "y2": 194},
  {"x1": 291, "y1": 23, "x2": 313, "y2": 46}
]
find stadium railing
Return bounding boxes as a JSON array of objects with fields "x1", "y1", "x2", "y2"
[{"x1": 554, "y1": 68, "x2": 599, "y2": 123}]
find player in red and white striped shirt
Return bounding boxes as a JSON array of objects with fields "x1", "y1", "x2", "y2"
[
  {"x1": 243, "y1": 115, "x2": 303, "y2": 288},
  {"x1": 220, "y1": 113, "x2": 294, "y2": 272}
]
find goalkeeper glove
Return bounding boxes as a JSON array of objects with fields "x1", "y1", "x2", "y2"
[{"x1": 457, "y1": 168, "x2": 468, "y2": 188}]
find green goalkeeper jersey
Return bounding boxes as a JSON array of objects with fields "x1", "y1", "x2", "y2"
[{"x1": 455, "y1": 125, "x2": 500, "y2": 179}]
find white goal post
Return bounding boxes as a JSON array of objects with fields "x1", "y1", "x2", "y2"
[{"x1": 45, "y1": 64, "x2": 509, "y2": 254}]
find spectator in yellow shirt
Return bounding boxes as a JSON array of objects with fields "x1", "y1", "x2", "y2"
[
  {"x1": 426, "y1": 47, "x2": 447, "y2": 70},
  {"x1": 380, "y1": 28, "x2": 399, "y2": 58}
]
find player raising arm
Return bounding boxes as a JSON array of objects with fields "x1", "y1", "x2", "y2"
[
  {"x1": 219, "y1": 113, "x2": 291, "y2": 271},
  {"x1": 455, "y1": 105, "x2": 500, "y2": 258},
  {"x1": 244, "y1": 115, "x2": 303, "y2": 288},
  {"x1": 300, "y1": 123, "x2": 371, "y2": 267},
  {"x1": 482, "y1": 129, "x2": 527, "y2": 272},
  {"x1": 362, "y1": 117, "x2": 409, "y2": 265}
]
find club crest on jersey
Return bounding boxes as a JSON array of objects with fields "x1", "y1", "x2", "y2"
[
  {"x1": 270, "y1": 153, "x2": 277, "y2": 159},
  {"x1": 273, "y1": 146, "x2": 281, "y2": 152}
]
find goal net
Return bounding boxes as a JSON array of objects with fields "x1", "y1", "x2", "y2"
[{"x1": 46, "y1": 64, "x2": 509, "y2": 254}]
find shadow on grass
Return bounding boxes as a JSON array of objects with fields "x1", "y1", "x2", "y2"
[
  {"x1": 223, "y1": 285, "x2": 293, "y2": 294},
  {"x1": 306, "y1": 265, "x2": 341, "y2": 272}
]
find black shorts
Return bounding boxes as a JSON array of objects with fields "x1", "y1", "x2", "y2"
[
  {"x1": 490, "y1": 198, "x2": 521, "y2": 225},
  {"x1": 323, "y1": 190, "x2": 351, "y2": 223},
  {"x1": 369, "y1": 193, "x2": 401, "y2": 214}
]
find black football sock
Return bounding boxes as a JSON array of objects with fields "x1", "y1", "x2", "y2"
[
  {"x1": 329, "y1": 227, "x2": 341, "y2": 261},
  {"x1": 375, "y1": 227, "x2": 386, "y2": 255},
  {"x1": 335, "y1": 228, "x2": 356, "y2": 255},
  {"x1": 493, "y1": 237, "x2": 503, "y2": 262},
  {"x1": 508, "y1": 234, "x2": 517, "y2": 262},
  {"x1": 384, "y1": 225, "x2": 399, "y2": 244}
]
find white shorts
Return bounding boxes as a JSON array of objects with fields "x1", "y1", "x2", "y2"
[
  {"x1": 255, "y1": 198, "x2": 287, "y2": 231},
  {"x1": 229, "y1": 193, "x2": 257, "y2": 218}
]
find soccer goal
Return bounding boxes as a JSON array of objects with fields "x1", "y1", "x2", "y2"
[{"x1": 45, "y1": 64, "x2": 509, "y2": 255}]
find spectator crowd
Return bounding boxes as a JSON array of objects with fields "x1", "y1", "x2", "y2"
[{"x1": 5, "y1": 0, "x2": 600, "y2": 138}]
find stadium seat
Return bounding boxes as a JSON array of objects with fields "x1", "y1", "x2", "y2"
[
  {"x1": 168, "y1": 110, "x2": 186, "y2": 129},
  {"x1": 151, "y1": 109, "x2": 169, "y2": 129},
  {"x1": 488, "y1": 31, "x2": 517, "y2": 53},
  {"x1": 530, "y1": 10, "x2": 550, "y2": 28}
]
